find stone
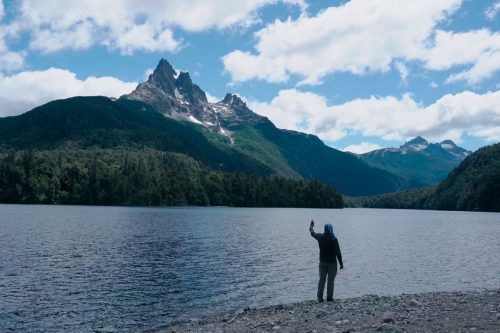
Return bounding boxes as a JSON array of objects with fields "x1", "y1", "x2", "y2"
[
  {"x1": 316, "y1": 310, "x2": 327, "y2": 318},
  {"x1": 409, "y1": 299, "x2": 422, "y2": 307},
  {"x1": 381, "y1": 312, "x2": 395, "y2": 323},
  {"x1": 273, "y1": 325, "x2": 281, "y2": 330}
]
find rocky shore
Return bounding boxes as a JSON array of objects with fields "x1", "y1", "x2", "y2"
[{"x1": 166, "y1": 289, "x2": 500, "y2": 332}]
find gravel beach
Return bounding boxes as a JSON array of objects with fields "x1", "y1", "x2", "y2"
[{"x1": 166, "y1": 289, "x2": 500, "y2": 332}]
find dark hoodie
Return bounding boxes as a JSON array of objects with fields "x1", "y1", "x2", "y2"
[{"x1": 310, "y1": 224, "x2": 343, "y2": 265}]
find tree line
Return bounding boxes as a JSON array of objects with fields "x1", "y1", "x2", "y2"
[
  {"x1": 0, "y1": 148, "x2": 344, "y2": 208},
  {"x1": 347, "y1": 143, "x2": 500, "y2": 212}
]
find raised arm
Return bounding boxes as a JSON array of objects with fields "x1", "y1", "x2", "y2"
[
  {"x1": 309, "y1": 220, "x2": 320, "y2": 240},
  {"x1": 334, "y1": 238, "x2": 344, "y2": 269}
]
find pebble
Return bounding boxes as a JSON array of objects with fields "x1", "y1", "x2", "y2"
[
  {"x1": 168, "y1": 289, "x2": 500, "y2": 332},
  {"x1": 409, "y1": 299, "x2": 422, "y2": 307},
  {"x1": 381, "y1": 312, "x2": 395, "y2": 323}
]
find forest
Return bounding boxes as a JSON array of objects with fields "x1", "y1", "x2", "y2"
[
  {"x1": 348, "y1": 143, "x2": 500, "y2": 212},
  {"x1": 0, "y1": 148, "x2": 344, "y2": 208}
]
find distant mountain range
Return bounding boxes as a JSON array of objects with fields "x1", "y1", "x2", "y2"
[
  {"x1": 360, "y1": 136, "x2": 471, "y2": 185},
  {"x1": 353, "y1": 143, "x2": 500, "y2": 212},
  {"x1": 0, "y1": 59, "x2": 423, "y2": 196}
]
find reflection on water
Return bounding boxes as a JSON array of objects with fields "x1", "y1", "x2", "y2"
[{"x1": 0, "y1": 205, "x2": 499, "y2": 332}]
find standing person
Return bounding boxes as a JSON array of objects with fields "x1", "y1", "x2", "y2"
[{"x1": 309, "y1": 220, "x2": 343, "y2": 302}]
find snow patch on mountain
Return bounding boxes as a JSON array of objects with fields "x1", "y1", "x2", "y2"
[{"x1": 187, "y1": 115, "x2": 202, "y2": 124}]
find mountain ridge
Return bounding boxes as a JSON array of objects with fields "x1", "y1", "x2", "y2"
[
  {"x1": 351, "y1": 142, "x2": 500, "y2": 212},
  {"x1": 0, "y1": 58, "x2": 424, "y2": 196},
  {"x1": 360, "y1": 136, "x2": 471, "y2": 185}
]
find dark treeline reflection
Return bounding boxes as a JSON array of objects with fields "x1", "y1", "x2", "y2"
[{"x1": 0, "y1": 148, "x2": 344, "y2": 208}]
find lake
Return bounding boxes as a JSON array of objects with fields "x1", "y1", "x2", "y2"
[{"x1": 0, "y1": 205, "x2": 499, "y2": 332}]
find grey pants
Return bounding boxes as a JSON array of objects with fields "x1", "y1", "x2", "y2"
[{"x1": 317, "y1": 262, "x2": 337, "y2": 300}]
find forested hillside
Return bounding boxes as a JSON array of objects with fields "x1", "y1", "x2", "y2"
[
  {"x1": 0, "y1": 94, "x2": 414, "y2": 196},
  {"x1": 0, "y1": 148, "x2": 344, "y2": 208},
  {"x1": 351, "y1": 143, "x2": 500, "y2": 212}
]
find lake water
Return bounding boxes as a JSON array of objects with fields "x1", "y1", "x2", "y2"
[{"x1": 1, "y1": 205, "x2": 499, "y2": 332}]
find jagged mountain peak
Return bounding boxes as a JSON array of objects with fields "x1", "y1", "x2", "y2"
[
  {"x1": 440, "y1": 139, "x2": 457, "y2": 147},
  {"x1": 401, "y1": 136, "x2": 429, "y2": 151},
  {"x1": 405, "y1": 136, "x2": 428, "y2": 145},
  {"x1": 175, "y1": 71, "x2": 208, "y2": 105},
  {"x1": 122, "y1": 59, "x2": 267, "y2": 128},
  {"x1": 146, "y1": 58, "x2": 177, "y2": 93},
  {"x1": 222, "y1": 93, "x2": 245, "y2": 107}
]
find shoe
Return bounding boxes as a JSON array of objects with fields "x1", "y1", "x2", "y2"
[
  {"x1": 318, "y1": 298, "x2": 324, "y2": 303},
  {"x1": 326, "y1": 298, "x2": 333, "y2": 302}
]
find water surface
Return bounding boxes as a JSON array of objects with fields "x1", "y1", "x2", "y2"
[{"x1": 1, "y1": 205, "x2": 499, "y2": 332}]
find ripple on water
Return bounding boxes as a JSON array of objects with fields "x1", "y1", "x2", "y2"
[{"x1": 0, "y1": 205, "x2": 499, "y2": 332}]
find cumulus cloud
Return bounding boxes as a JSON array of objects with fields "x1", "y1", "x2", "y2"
[
  {"x1": 424, "y1": 29, "x2": 500, "y2": 85},
  {"x1": 394, "y1": 61, "x2": 409, "y2": 86},
  {"x1": 12, "y1": 0, "x2": 304, "y2": 54},
  {"x1": 485, "y1": 2, "x2": 500, "y2": 19},
  {"x1": 223, "y1": 0, "x2": 499, "y2": 86},
  {"x1": 0, "y1": 22, "x2": 25, "y2": 72},
  {"x1": 249, "y1": 89, "x2": 500, "y2": 143},
  {"x1": 205, "y1": 92, "x2": 221, "y2": 103},
  {"x1": 223, "y1": 0, "x2": 462, "y2": 84},
  {"x1": 0, "y1": 68, "x2": 137, "y2": 116},
  {"x1": 344, "y1": 142, "x2": 382, "y2": 154}
]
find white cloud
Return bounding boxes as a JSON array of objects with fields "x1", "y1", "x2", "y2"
[
  {"x1": 485, "y1": 2, "x2": 500, "y2": 20},
  {"x1": 0, "y1": 1, "x2": 4, "y2": 20},
  {"x1": 394, "y1": 61, "x2": 409, "y2": 86},
  {"x1": 223, "y1": 0, "x2": 499, "y2": 86},
  {"x1": 141, "y1": 67, "x2": 155, "y2": 81},
  {"x1": 250, "y1": 89, "x2": 500, "y2": 143},
  {"x1": 223, "y1": 0, "x2": 462, "y2": 84},
  {"x1": 13, "y1": 0, "x2": 305, "y2": 54},
  {"x1": 424, "y1": 29, "x2": 500, "y2": 85},
  {"x1": 0, "y1": 21, "x2": 25, "y2": 72},
  {"x1": 205, "y1": 92, "x2": 221, "y2": 103},
  {"x1": 446, "y1": 49, "x2": 500, "y2": 85},
  {"x1": 0, "y1": 68, "x2": 137, "y2": 116},
  {"x1": 344, "y1": 142, "x2": 382, "y2": 154}
]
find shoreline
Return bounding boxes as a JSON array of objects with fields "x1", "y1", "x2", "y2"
[{"x1": 166, "y1": 289, "x2": 500, "y2": 332}]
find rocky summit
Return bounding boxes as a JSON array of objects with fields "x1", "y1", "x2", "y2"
[
  {"x1": 121, "y1": 58, "x2": 266, "y2": 141},
  {"x1": 400, "y1": 136, "x2": 470, "y2": 159},
  {"x1": 360, "y1": 136, "x2": 471, "y2": 185}
]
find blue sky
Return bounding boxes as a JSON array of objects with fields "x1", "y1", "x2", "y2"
[{"x1": 0, "y1": 0, "x2": 498, "y2": 152}]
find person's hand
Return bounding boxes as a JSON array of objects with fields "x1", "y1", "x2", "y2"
[
  {"x1": 310, "y1": 220, "x2": 314, "y2": 228},
  {"x1": 340, "y1": 264, "x2": 344, "y2": 270}
]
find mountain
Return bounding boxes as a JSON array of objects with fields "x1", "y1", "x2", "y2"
[
  {"x1": 352, "y1": 143, "x2": 500, "y2": 212},
  {"x1": 428, "y1": 143, "x2": 500, "y2": 211},
  {"x1": 0, "y1": 59, "x2": 420, "y2": 196},
  {"x1": 360, "y1": 136, "x2": 471, "y2": 185}
]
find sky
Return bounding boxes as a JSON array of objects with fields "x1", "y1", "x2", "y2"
[{"x1": 0, "y1": 0, "x2": 499, "y2": 153}]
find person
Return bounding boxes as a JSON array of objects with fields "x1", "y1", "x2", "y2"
[{"x1": 309, "y1": 220, "x2": 343, "y2": 302}]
